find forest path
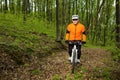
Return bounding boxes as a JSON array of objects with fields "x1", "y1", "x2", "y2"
[
  {"x1": 21, "y1": 47, "x2": 112, "y2": 80},
  {"x1": 1, "y1": 46, "x2": 113, "y2": 80}
]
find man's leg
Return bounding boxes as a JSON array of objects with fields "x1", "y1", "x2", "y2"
[
  {"x1": 77, "y1": 45, "x2": 82, "y2": 59},
  {"x1": 68, "y1": 44, "x2": 74, "y2": 57}
]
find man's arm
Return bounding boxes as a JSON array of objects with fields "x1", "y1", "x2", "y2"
[
  {"x1": 82, "y1": 26, "x2": 86, "y2": 44},
  {"x1": 82, "y1": 31, "x2": 86, "y2": 44},
  {"x1": 65, "y1": 26, "x2": 70, "y2": 43}
]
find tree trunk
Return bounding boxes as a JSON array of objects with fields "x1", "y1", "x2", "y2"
[
  {"x1": 4, "y1": 0, "x2": 8, "y2": 13},
  {"x1": 38, "y1": 1, "x2": 41, "y2": 19},
  {"x1": 22, "y1": 0, "x2": 27, "y2": 22},
  {"x1": 76, "y1": 0, "x2": 78, "y2": 14},
  {"x1": 0, "y1": 0, "x2": 3, "y2": 12},
  {"x1": 46, "y1": 0, "x2": 52, "y2": 22},
  {"x1": 43, "y1": 0, "x2": 46, "y2": 20},
  {"x1": 56, "y1": 0, "x2": 61, "y2": 41},
  {"x1": 92, "y1": 0, "x2": 105, "y2": 44},
  {"x1": 61, "y1": 0, "x2": 65, "y2": 40},
  {"x1": 9, "y1": 0, "x2": 15, "y2": 14},
  {"x1": 26, "y1": 0, "x2": 30, "y2": 14},
  {"x1": 17, "y1": 0, "x2": 21, "y2": 14},
  {"x1": 116, "y1": 0, "x2": 120, "y2": 48},
  {"x1": 72, "y1": 1, "x2": 75, "y2": 14},
  {"x1": 34, "y1": 1, "x2": 37, "y2": 13},
  {"x1": 68, "y1": 0, "x2": 71, "y2": 23}
]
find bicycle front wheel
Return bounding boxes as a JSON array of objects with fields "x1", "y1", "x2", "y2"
[{"x1": 71, "y1": 50, "x2": 76, "y2": 73}]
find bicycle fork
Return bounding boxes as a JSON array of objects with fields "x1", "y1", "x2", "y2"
[{"x1": 71, "y1": 45, "x2": 78, "y2": 63}]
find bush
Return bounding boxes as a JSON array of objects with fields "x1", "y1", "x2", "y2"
[{"x1": 111, "y1": 47, "x2": 120, "y2": 61}]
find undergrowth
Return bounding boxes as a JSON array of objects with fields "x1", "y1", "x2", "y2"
[{"x1": 0, "y1": 13, "x2": 62, "y2": 64}]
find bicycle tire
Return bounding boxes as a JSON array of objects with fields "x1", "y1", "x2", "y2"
[{"x1": 72, "y1": 50, "x2": 76, "y2": 73}]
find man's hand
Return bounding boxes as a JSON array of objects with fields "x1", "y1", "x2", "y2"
[
  {"x1": 82, "y1": 41, "x2": 86, "y2": 44},
  {"x1": 65, "y1": 40, "x2": 69, "y2": 44}
]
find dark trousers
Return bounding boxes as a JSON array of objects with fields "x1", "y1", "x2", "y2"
[{"x1": 68, "y1": 44, "x2": 81, "y2": 59}]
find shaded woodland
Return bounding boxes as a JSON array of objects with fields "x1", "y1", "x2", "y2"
[{"x1": 0, "y1": 0, "x2": 119, "y2": 47}]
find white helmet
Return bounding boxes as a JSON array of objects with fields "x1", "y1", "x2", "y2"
[{"x1": 72, "y1": 15, "x2": 79, "y2": 20}]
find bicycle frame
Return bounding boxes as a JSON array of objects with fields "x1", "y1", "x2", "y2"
[
  {"x1": 71, "y1": 44, "x2": 78, "y2": 63},
  {"x1": 69, "y1": 41, "x2": 82, "y2": 73}
]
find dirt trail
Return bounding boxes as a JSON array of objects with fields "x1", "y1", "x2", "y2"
[
  {"x1": 13, "y1": 48, "x2": 112, "y2": 80},
  {"x1": 1, "y1": 47, "x2": 113, "y2": 80}
]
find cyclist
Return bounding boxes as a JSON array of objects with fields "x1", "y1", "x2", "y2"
[{"x1": 65, "y1": 15, "x2": 86, "y2": 63}]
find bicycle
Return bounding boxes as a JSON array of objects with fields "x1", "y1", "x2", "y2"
[{"x1": 69, "y1": 41, "x2": 82, "y2": 73}]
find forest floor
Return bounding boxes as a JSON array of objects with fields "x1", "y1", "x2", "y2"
[{"x1": 1, "y1": 45, "x2": 120, "y2": 80}]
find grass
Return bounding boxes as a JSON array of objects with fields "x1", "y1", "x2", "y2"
[
  {"x1": 0, "y1": 13, "x2": 59, "y2": 65},
  {"x1": 0, "y1": 13, "x2": 56, "y2": 37},
  {"x1": 0, "y1": 13, "x2": 56, "y2": 47},
  {"x1": 52, "y1": 74, "x2": 61, "y2": 80},
  {"x1": 30, "y1": 69, "x2": 41, "y2": 75}
]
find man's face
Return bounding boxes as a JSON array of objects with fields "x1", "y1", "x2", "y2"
[{"x1": 72, "y1": 19, "x2": 79, "y2": 24}]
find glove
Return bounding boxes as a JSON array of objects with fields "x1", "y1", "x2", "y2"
[
  {"x1": 82, "y1": 41, "x2": 86, "y2": 44},
  {"x1": 65, "y1": 40, "x2": 69, "y2": 44}
]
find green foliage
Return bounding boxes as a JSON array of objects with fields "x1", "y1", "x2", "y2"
[
  {"x1": 0, "y1": 13, "x2": 58, "y2": 64},
  {"x1": 52, "y1": 74, "x2": 61, "y2": 80},
  {"x1": 66, "y1": 67, "x2": 86, "y2": 80},
  {"x1": 103, "y1": 44, "x2": 120, "y2": 61},
  {"x1": 66, "y1": 75, "x2": 72, "y2": 80},
  {"x1": 30, "y1": 69, "x2": 41, "y2": 75},
  {"x1": 74, "y1": 72, "x2": 83, "y2": 79},
  {"x1": 0, "y1": 13, "x2": 56, "y2": 49},
  {"x1": 110, "y1": 47, "x2": 120, "y2": 61},
  {"x1": 92, "y1": 67, "x2": 111, "y2": 80},
  {"x1": 102, "y1": 69, "x2": 111, "y2": 80},
  {"x1": 0, "y1": 13, "x2": 56, "y2": 37},
  {"x1": 23, "y1": 17, "x2": 56, "y2": 37},
  {"x1": 23, "y1": 63, "x2": 29, "y2": 67}
]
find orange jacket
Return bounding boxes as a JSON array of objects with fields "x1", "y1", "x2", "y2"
[{"x1": 65, "y1": 23, "x2": 86, "y2": 42}]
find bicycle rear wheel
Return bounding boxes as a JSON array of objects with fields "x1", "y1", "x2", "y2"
[{"x1": 71, "y1": 50, "x2": 76, "y2": 73}]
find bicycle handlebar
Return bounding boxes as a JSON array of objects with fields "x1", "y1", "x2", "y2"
[{"x1": 68, "y1": 40, "x2": 82, "y2": 45}]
